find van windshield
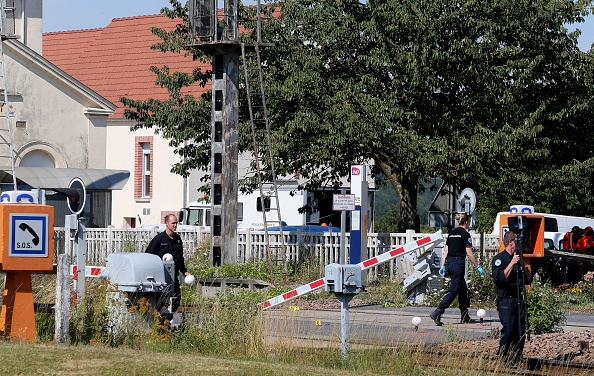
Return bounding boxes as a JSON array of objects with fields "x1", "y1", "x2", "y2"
[{"x1": 188, "y1": 208, "x2": 210, "y2": 226}]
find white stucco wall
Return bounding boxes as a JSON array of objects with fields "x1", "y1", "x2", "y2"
[
  {"x1": 3, "y1": 42, "x2": 110, "y2": 169},
  {"x1": 106, "y1": 120, "x2": 189, "y2": 227}
]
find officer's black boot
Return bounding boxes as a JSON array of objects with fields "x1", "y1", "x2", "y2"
[
  {"x1": 430, "y1": 308, "x2": 444, "y2": 326},
  {"x1": 460, "y1": 309, "x2": 472, "y2": 324}
]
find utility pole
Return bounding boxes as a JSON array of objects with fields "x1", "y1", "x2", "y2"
[{"x1": 189, "y1": 0, "x2": 239, "y2": 266}]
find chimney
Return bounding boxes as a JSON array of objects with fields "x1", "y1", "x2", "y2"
[{"x1": 4, "y1": 0, "x2": 43, "y2": 55}]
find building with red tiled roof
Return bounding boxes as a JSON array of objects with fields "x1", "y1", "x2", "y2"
[
  {"x1": 0, "y1": 2, "x2": 136, "y2": 227},
  {"x1": 43, "y1": 14, "x2": 208, "y2": 118},
  {"x1": 43, "y1": 14, "x2": 210, "y2": 227}
]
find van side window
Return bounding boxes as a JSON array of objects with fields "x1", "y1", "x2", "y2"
[{"x1": 544, "y1": 217, "x2": 558, "y2": 232}]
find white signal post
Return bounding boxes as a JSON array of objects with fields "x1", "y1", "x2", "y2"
[{"x1": 259, "y1": 230, "x2": 445, "y2": 310}]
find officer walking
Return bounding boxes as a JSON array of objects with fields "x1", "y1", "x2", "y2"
[
  {"x1": 430, "y1": 213, "x2": 484, "y2": 326},
  {"x1": 492, "y1": 230, "x2": 532, "y2": 368}
]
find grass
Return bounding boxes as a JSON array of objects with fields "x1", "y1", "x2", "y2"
[
  {"x1": 0, "y1": 342, "x2": 366, "y2": 376},
  {"x1": 0, "y1": 341, "x2": 497, "y2": 376}
]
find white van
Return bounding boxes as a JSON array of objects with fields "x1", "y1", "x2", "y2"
[{"x1": 492, "y1": 205, "x2": 594, "y2": 250}]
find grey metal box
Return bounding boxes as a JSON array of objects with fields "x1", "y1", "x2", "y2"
[
  {"x1": 324, "y1": 263, "x2": 364, "y2": 294},
  {"x1": 99, "y1": 253, "x2": 171, "y2": 293}
]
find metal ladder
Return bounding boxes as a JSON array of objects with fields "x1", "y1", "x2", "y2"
[
  {"x1": 241, "y1": 41, "x2": 288, "y2": 284},
  {"x1": 0, "y1": 1, "x2": 17, "y2": 190}
]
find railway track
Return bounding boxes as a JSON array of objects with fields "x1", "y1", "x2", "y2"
[
  {"x1": 416, "y1": 348, "x2": 594, "y2": 375},
  {"x1": 259, "y1": 305, "x2": 594, "y2": 374},
  {"x1": 263, "y1": 331, "x2": 594, "y2": 375}
]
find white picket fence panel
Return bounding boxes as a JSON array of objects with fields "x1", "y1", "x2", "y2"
[{"x1": 52, "y1": 227, "x2": 500, "y2": 279}]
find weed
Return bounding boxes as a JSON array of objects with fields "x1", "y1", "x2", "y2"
[
  {"x1": 287, "y1": 254, "x2": 323, "y2": 284},
  {"x1": 35, "y1": 311, "x2": 55, "y2": 342},
  {"x1": 443, "y1": 324, "x2": 470, "y2": 342}
]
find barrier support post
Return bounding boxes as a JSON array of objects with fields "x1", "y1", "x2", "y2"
[{"x1": 338, "y1": 293, "x2": 354, "y2": 359}]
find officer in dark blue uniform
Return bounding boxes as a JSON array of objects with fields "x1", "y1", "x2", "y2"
[
  {"x1": 146, "y1": 214, "x2": 189, "y2": 319},
  {"x1": 492, "y1": 230, "x2": 532, "y2": 367},
  {"x1": 430, "y1": 213, "x2": 484, "y2": 326}
]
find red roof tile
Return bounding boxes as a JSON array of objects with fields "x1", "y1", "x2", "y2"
[{"x1": 43, "y1": 15, "x2": 208, "y2": 118}]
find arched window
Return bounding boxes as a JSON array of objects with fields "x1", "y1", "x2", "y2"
[{"x1": 19, "y1": 150, "x2": 55, "y2": 167}]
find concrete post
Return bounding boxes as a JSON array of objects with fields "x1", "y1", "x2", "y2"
[{"x1": 54, "y1": 253, "x2": 70, "y2": 344}]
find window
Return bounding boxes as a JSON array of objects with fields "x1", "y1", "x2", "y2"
[
  {"x1": 544, "y1": 217, "x2": 558, "y2": 232},
  {"x1": 134, "y1": 136, "x2": 153, "y2": 200},
  {"x1": 257, "y1": 197, "x2": 271, "y2": 212},
  {"x1": 142, "y1": 143, "x2": 151, "y2": 197}
]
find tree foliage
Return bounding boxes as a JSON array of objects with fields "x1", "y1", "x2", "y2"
[
  {"x1": 121, "y1": 0, "x2": 594, "y2": 231},
  {"x1": 258, "y1": 0, "x2": 594, "y2": 231}
]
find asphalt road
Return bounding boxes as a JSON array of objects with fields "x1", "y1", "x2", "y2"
[{"x1": 261, "y1": 305, "x2": 594, "y2": 348}]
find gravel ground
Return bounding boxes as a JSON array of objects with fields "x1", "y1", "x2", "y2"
[
  {"x1": 437, "y1": 331, "x2": 594, "y2": 363},
  {"x1": 292, "y1": 298, "x2": 594, "y2": 363}
]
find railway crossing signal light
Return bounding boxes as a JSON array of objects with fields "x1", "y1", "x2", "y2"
[{"x1": 53, "y1": 177, "x2": 86, "y2": 215}]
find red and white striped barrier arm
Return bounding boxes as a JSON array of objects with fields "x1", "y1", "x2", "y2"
[
  {"x1": 357, "y1": 230, "x2": 444, "y2": 271},
  {"x1": 259, "y1": 277, "x2": 327, "y2": 310},
  {"x1": 70, "y1": 265, "x2": 105, "y2": 280},
  {"x1": 259, "y1": 230, "x2": 444, "y2": 310}
]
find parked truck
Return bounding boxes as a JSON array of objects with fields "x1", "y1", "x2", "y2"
[
  {"x1": 492, "y1": 205, "x2": 594, "y2": 251},
  {"x1": 494, "y1": 205, "x2": 594, "y2": 285}
]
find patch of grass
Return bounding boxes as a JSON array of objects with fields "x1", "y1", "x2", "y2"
[
  {"x1": 360, "y1": 277, "x2": 408, "y2": 307},
  {"x1": 0, "y1": 343, "x2": 407, "y2": 376}
]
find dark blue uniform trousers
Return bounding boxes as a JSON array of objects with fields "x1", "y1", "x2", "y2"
[
  {"x1": 438, "y1": 257, "x2": 469, "y2": 311},
  {"x1": 497, "y1": 296, "x2": 527, "y2": 364}
]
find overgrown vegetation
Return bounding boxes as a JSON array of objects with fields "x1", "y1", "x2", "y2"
[
  {"x1": 556, "y1": 270, "x2": 594, "y2": 311},
  {"x1": 527, "y1": 278, "x2": 566, "y2": 334},
  {"x1": 467, "y1": 257, "x2": 498, "y2": 309},
  {"x1": 361, "y1": 277, "x2": 408, "y2": 308}
]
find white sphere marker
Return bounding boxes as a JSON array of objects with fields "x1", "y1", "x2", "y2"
[
  {"x1": 183, "y1": 274, "x2": 195, "y2": 286},
  {"x1": 412, "y1": 316, "x2": 422, "y2": 331},
  {"x1": 477, "y1": 309, "x2": 486, "y2": 324}
]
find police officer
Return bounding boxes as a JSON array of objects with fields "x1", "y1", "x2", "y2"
[
  {"x1": 492, "y1": 230, "x2": 532, "y2": 367},
  {"x1": 145, "y1": 214, "x2": 189, "y2": 319},
  {"x1": 430, "y1": 213, "x2": 484, "y2": 326}
]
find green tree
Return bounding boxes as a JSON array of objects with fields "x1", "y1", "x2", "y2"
[{"x1": 375, "y1": 204, "x2": 400, "y2": 233}]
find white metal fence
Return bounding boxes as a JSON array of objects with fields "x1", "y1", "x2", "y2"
[{"x1": 54, "y1": 227, "x2": 500, "y2": 275}]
